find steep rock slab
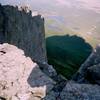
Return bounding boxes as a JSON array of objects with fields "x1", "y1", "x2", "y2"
[
  {"x1": 0, "y1": 43, "x2": 55, "y2": 100},
  {"x1": 0, "y1": 4, "x2": 47, "y2": 63},
  {"x1": 73, "y1": 44, "x2": 100, "y2": 83},
  {"x1": 86, "y1": 63, "x2": 100, "y2": 85},
  {"x1": 60, "y1": 81, "x2": 100, "y2": 100}
]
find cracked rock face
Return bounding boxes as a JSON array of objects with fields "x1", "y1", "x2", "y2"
[{"x1": 0, "y1": 43, "x2": 55, "y2": 100}]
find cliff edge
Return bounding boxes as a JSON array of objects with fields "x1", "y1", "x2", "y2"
[
  {"x1": 0, "y1": 4, "x2": 100, "y2": 100},
  {"x1": 0, "y1": 4, "x2": 46, "y2": 63}
]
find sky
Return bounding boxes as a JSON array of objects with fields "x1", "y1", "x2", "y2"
[{"x1": 0, "y1": 0, "x2": 100, "y2": 13}]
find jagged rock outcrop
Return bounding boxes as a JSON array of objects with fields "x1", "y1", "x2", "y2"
[
  {"x1": 73, "y1": 44, "x2": 100, "y2": 84},
  {"x1": 0, "y1": 4, "x2": 46, "y2": 63},
  {"x1": 0, "y1": 43, "x2": 55, "y2": 100},
  {"x1": 60, "y1": 45, "x2": 100, "y2": 100},
  {"x1": 0, "y1": 4, "x2": 100, "y2": 100},
  {"x1": 0, "y1": 5, "x2": 67, "y2": 100},
  {"x1": 86, "y1": 63, "x2": 100, "y2": 85},
  {"x1": 0, "y1": 4, "x2": 59, "y2": 80}
]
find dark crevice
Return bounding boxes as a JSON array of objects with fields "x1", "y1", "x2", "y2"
[
  {"x1": 0, "y1": 97, "x2": 6, "y2": 100},
  {"x1": 0, "y1": 51, "x2": 6, "y2": 54}
]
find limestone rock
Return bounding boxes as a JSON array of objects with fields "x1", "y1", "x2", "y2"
[
  {"x1": 60, "y1": 81, "x2": 100, "y2": 100},
  {"x1": 0, "y1": 43, "x2": 55, "y2": 100}
]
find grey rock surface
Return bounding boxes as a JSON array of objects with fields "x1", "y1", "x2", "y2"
[
  {"x1": 0, "y1": 4, "x2": 100, "y2": 100},
  {"x1": 86, "y1": 63, "x2": 100, "y2": 85},
  {"x1": 0, "y1": 43, "x2": 55, "y2": 100},
  {"x1": 0, "y1": 4, "x2": 47, "y2": 63},
  {"x1": 73, "y1": 44, "x2": 100, "y2": 84},
  {"x1": 61, "y1": 81, "x2": 100, "y2": 100}
]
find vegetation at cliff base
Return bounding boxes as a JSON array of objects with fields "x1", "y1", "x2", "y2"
[{"x1": 46, "y1": 35, "x2": 92, "y2": 79}]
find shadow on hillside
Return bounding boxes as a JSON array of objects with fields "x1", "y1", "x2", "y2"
[{"x1": 46, "y1": 34, "x2": 93, "y2": 79}]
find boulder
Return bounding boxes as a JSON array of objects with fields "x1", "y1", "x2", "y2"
[{"x1": 0, "y1": 43, "x2": 55, "y2": 100}]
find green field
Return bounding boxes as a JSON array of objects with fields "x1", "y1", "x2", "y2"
[
  {"x1": 46, "y1": 34, "x2": 93, "y2": 79},
  {"x1": 45, "y1": 17, "x2": 100, "y2": 79}
]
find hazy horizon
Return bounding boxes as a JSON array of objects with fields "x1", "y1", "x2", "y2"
[
  {"x1": 1, "y1": 0, "x2": 100, "y2": 13},
  {"x1": 0, "y1": 0, "x2": 100, "y2": 44}
]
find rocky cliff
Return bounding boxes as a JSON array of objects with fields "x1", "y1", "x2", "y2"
[
  {"x1": 0, "y1": 43, "x2": 55, "y2": 100},
  {"x1": 0, "y1": 4, "x2": 100, "y2": 100},
  {"x1": 60, "y1": 44, "x2": 100, "y2": 100},
  {"x1": 0, "y1": 4, "x2": 46, "y2": 63},
  {"x1": 0, "y1": 5, "x2": 66, "y2": 99},
  {"x1": 0, "y1": 43, "x2": 100, "y2": 100},
  {"x1": 73, "y1": 44, "x2": 100, "y2": 84}
]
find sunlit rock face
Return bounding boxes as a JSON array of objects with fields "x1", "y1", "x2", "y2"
[
  {"x1": 0, "y1": 4, "x2": 47, "y2": 63},
  {"x1": 0, "y1": 43, "x2": 55, "y2": 100}
]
